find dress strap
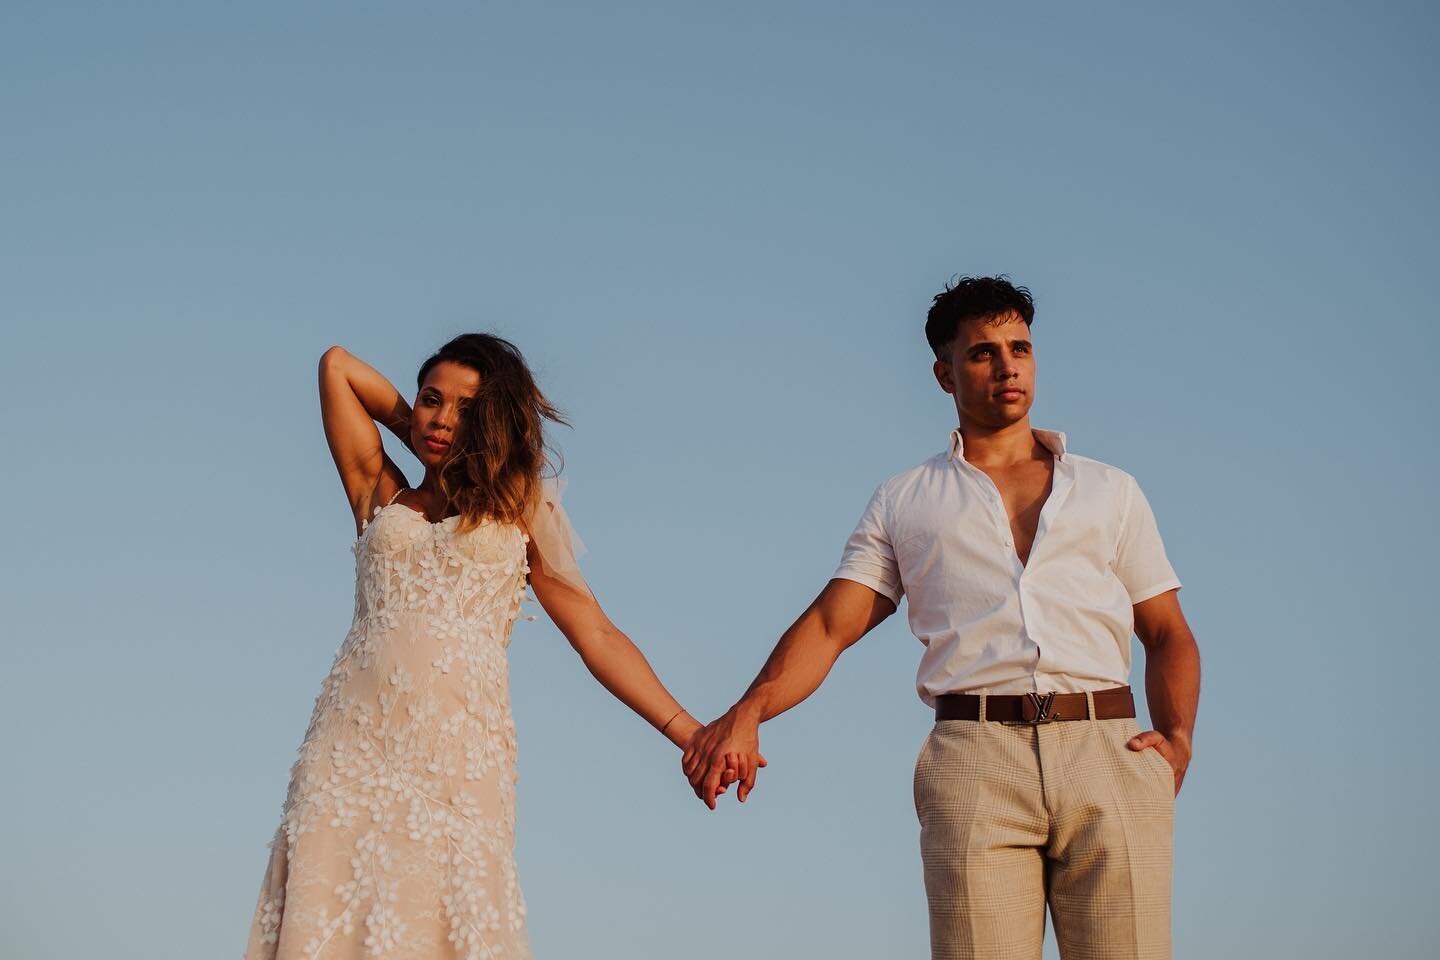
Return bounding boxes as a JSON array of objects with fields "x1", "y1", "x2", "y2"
[{"x1": 386, "y1": 486, "x2": 409, "y2": 507}]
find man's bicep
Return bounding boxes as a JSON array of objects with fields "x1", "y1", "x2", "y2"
[
  {"x1": 1132, "y1": 588, "x2": 1187, "y2": 647},
  {"x1": 819, "y1": 577, "x2": 897, "y2": 648}
]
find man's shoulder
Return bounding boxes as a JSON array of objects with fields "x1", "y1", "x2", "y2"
[
  {"x1": 1064, "y1": 450, "x2": 1135, "y2": 481},
  {"x1": 1064, "y1": 451, "x2": 1144, "y2": 504},
  {"x1": 872, "y1": 451, "x2": 951, "y2": 500}
]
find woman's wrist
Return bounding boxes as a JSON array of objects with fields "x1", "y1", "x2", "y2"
[{"x1": 662, "y1": 710, "x2": 701, "y2": 748}]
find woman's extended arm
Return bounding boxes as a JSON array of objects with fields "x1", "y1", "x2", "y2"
[
  {"x1": 318, "y1": 346, "x2": 413, "y2": 531},
  {"x1": 525, "y1": 537, "x2": 702, "y2": 751}
]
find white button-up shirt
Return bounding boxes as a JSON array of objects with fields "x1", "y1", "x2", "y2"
[{"x1": 834, "y1": 429, "x2": 1181, "y2": 706}]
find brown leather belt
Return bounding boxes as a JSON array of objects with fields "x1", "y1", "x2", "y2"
[{"x1": 935, "y1": 686, "x2": 1135, "y2": 724}]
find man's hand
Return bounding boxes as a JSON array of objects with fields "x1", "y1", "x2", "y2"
[
  {"x1": 1127, "y1": 729, "x2": 1191, "y2": 796},
  {"x1": 681, "y1": 707, "x2": 768, "y2": 810}
]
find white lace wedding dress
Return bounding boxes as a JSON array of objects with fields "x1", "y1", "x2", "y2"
[{"x1": 245, "y1": 488, "x2": 584, "y2": 960}]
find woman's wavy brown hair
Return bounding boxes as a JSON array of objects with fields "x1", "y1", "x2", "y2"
[{"x1": 417, "y1": 333, "x2": 566, "y2": 531}]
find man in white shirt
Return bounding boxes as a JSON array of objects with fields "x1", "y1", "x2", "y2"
[{"x1": 683, "y1": 276, "x2": 1200, "y2": 960}]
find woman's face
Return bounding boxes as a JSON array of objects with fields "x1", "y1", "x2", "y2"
[{"x1": 412, "y1": 361, "x2": 481, "y2": 468}]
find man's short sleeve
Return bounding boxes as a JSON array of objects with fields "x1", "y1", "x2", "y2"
[
  {"x1": 833, "y1": 483, "x2": 904, "y2": 605},
  {"x1": 1114, "y1": 474, "x2": 1182, "y2": 604}
]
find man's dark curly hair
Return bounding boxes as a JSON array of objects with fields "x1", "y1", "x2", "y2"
[{"x1": 925, "y1": 275, "x2": 1035, "y2": 358}]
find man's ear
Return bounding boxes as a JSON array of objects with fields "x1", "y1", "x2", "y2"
[{"x1": 933, "y1": 356, "x2": 956, "y2": 395}]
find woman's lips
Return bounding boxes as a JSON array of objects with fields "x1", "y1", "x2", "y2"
[{"x1": 424, "y1": 437, "x2": 451, "y2": 454}]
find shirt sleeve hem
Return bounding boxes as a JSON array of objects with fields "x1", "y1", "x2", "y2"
[
  {"x1": 1128, "y1": 578, "x2": 1182, "y2": 604},
  {"x1": 832, "y1": 571, "x2": 903, "y2": 606}
]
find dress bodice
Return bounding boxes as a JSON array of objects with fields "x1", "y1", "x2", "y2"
[{"x1": 351, "y1": 502, "x2": 532, "y2": 643}]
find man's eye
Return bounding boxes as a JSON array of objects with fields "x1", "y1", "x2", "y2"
[
  {"x1": 1013, "y1": 345, "x2": 1029, "y2": 355},
  {"x1": 974, "y1": 348, "x2": 993, "y2": 359}
]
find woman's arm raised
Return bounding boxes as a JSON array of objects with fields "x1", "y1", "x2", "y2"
[{"x1": 318, "y1": 346, "x2": 413, "y2": 532}]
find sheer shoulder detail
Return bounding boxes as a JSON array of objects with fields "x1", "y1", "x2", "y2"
[{"x1": 523, "y1": 478, "x2": 591, "y2": 598}]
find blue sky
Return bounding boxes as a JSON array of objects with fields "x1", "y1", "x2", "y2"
[{"x1": 2, "y1": 2, "x2": 1436, "y2": 957}]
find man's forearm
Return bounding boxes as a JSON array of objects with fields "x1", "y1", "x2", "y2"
[
  {"x1": 732, "y1": 609, "x2": 847, "y2": 725},
  {"x1": 683, "y1": 579, "x2": 893, "y2": 807},
  {"x1": 682, "y1": 609, "x2": 845, "y2": 808},
  {"x1": 1143, "y1": 627, "x2": 1200, "y2": 748}
]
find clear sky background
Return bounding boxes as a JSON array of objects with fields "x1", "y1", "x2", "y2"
[{"x1": 2, "y1": 2, "x2": 1436, "y2": 958}]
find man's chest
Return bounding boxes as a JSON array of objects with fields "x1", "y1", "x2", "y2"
[
  {"x1": 975, "y1": 460, "x2": 1055, "y2": 560},
  {"x1": 887, "y1": 465, "x2": 1122, "y2": 585}
]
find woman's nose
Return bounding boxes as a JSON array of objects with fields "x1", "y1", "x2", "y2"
[{"x1": 442, "y1": 401, "x2": 467, "y2": 426}]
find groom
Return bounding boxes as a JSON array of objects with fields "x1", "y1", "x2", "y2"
[{"x1": 683, "y1": 276, "x2": 1200, "y2": 959}]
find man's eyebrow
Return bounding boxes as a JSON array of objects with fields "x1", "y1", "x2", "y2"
[{"x1": 963, "y1": 337, "x2": 1031, "y2": 355}]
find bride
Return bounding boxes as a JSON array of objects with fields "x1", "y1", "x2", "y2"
[{"x1": 245, "y1": 334, "x2": 708, "y2": 959}]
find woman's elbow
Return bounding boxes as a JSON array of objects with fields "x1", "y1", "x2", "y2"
[
  {"x1": 568, "y1": 623, "x2": 628, "y2": 662},
  {"x1": 319, "y1": 345, "x2": 350, "y2": 374}
]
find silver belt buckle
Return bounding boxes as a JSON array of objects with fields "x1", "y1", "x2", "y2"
[{"x1": 1019, "y1": 691, "x2": 1059, "y2": 725}]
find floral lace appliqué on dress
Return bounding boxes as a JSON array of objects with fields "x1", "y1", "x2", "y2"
[{"x1": 245, "y1": 503, "x2": 534, "y2": 959}]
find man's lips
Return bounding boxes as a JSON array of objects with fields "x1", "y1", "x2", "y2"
[{"x1": 994, "y1": 388, "x2": 1025, "y2": 401}]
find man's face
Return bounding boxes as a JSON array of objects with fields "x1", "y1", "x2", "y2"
[{"x1": 932, "y1": 311, "x2": 1035, "y2": 429}]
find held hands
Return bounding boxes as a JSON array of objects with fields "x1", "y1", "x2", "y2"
[
  {"x1": 681, "y1": 706, "x2": 768, "y2": 810},
  {"x1": 1127, "y1": 729, "x2": 1191, "y2": 796}
]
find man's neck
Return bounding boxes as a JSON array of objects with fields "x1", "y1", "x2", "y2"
[{"x1": 958, "y1": 418, "x2": 1043, "y2": 468}]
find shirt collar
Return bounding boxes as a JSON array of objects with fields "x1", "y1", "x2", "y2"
[{"x1": 949, "y1": 427, "x2": 1068, "y2": 462}]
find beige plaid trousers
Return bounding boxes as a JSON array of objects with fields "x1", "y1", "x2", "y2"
[{"x1": 914, "y1": 708, "x2": 1174, "y2": 960}]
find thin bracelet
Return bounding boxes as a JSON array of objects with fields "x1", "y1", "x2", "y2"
[{"x1": 659, "y1": 708, "x2": 687, "y2": 735}]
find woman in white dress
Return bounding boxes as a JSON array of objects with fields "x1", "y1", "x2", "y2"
[{"x1": 245, "y1": 334, "x2": 713, "y2": 959}]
